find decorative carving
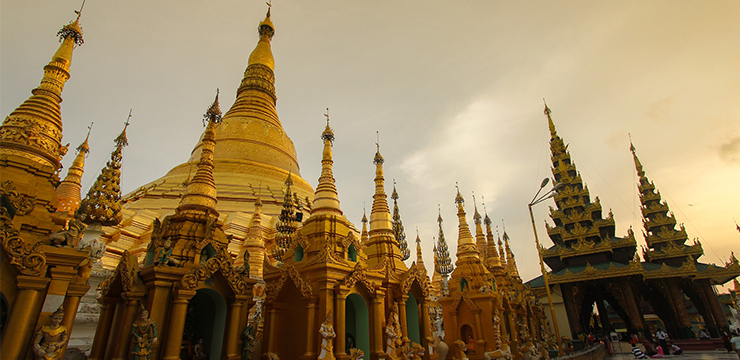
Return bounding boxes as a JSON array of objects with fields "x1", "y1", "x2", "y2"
[
  {"x1": 49, "y1": 218, "x2": 86, "y2": 248},
  {"x1": 0, "y1": 180, "x2": 35, "y2": 215},
  {"x1": 0, "y1": 199, "x2": 46, "y2": 276},
  {"x1": 180, "y1": 257, "x2": 249, "y2": 295},
  {"x1": 32, "y1": 307, "x2": 68, "y2": 360},
  {"x1": 343, "y1": 263, "x2": 376, "y2": 295}
]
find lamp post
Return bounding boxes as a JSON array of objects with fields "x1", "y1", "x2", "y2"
[{"x1": 528, "y1": 177, "x2": 563, "y2": 355}]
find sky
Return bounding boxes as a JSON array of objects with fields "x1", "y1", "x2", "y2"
[{"x1": 2, "y1": 1, "x2": 739, "y2": 290}]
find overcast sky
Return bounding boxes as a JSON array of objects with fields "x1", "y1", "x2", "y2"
[{"x1": 2, "y1": 1, "x2": 739, "y2": 289}]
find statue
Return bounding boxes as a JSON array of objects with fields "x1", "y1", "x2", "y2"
[
  {"x1": 492, "y1": 315, "x2": 502, "y2": 348},
  {"x1": 348, "y1": 348, "x2": 364, "y2": 360},
  {"x1": 32, "y1": 307, "x2": 68, "y2": 360},
  {"x1": 318, "y1": 310, "x2": 336, "y2": 360},
  {"x1": 240, "y1": 250, "x2": 251, "y2": 275},
  {"x1": 79, "y1": 237, "x2": 106, "y2": 263},
  {"x1": 483, "y1": 345, "x2": 512, "y2": 360},
  {"x1": 451, "y1": 339, "x2": 468, "y2": 360},
  {"x1": 411, "y1": 343, "x2": 425, "y2": 360},
  {"x1": 479, "y1": 284, "x2": 492, "y2": 294},
  {"x1": 385, "y1": 303, "x2": 401, "y2": 357},
  {"x1": 131, "y1": 306, "x2": 158, "y2": 360},
  {"x1": 153, "y1": 239, "x2": 180, "y2": 266},
  {"x1": 435, "y1": 335, "x2": 449, "y2": 360},
  {"x1": 193, "y1": 338, "x2": 207, "y2": 360},
  {"x1": 242, "y1": 322, "x2": 255, "y2": 360},
  {"x1": 49, "y1": 218, "x2": 86, "y2": 248}
]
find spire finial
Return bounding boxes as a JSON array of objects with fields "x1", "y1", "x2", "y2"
[
  {"x1": 325, "y1": 107, "x2": 330, "y2": 126},
  {"x1": 454, "y1": 182, "x2": 464, "y2": 205},
  {"x1": 74, "y1": 0, "x2": 86, "y2": 21},
  {"x1": 373, "y1": 131, "x2": 384, "y2": 165},
  {"x1": 544, "y1": 99, "x2": 558, "y2": 137},
  {"x1": 76, "y1": 122, "x2": 93, "y2": 154},
  {"x1": 543, "y1": 98, "x2": 551, "y2": 117},
  {"x1": 203, "y1": 89, "x2": 222, "y2": 126},
  {"x1": 376, "y1": 131, "x2": 380, "y2": 153},
  {"x1": 321, "y1": 108, "x2": 335, "y2": 143},
  {"x1": 266, "y1": 0, "x2": 272, "y2": 17}
]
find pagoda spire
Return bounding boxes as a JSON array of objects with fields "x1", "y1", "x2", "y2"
[
  {"x1": 392, "y1": 181, "x2": 411, "y2": 261},
  {"x1": 434, "y1": 207, "x2": 453, "y2": 296},
  {"x1": 274, "y1": 172, "x2": 297, "y2": 261},
  {"x1": 472, "y1": 193, "x2": 487, "y2": 260},
  {"x1": 415, "y1": 230, "x2": 425, "y2": 269},
  {"x1": 630, "y1": 140, "x2": 702, "y2": 265},
  {"x1": 56, "y1": 123, "x2": 92, "y2": 215},
  {"x1": 76, "y1": 113, "x2": 129, "y2": 226},
  {"x1": 365, "y1": 133, "x2": 406, "y2": 269},
  {"x1": 0, "y1": 7, "x2": 85, "y2": 170},
  {"x1": 503, "y1": 230, "x2": 520, "y2": 277},
  {"x1": 454, "y1": 184, "x2": 478, "y2": 258},
  {"x1": 483, "y1": 204, "x2": 501, "y2": 270},
  {"x1": 178, "y1": 91, "x2": 221, "y2": 216},
  {"x1": 310, "y1": 109, "x2": 342, "y2": 216},
  {"x1": 542, "y1": 103, "x2": 636, "y2": 273},
  {"x1": 360, "y1": 207, "x2": 369, "y2": 247},
  {"x1": 498, "y1": 229, "x2": 507, "y2": 269}
]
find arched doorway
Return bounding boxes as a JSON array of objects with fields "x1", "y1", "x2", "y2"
[
  {"x1": 185, "y1": 288, "x2": 227, "y2": 360},
  {"x1": 346, "y1": 293, "x2": 370, "y2": 356},
  {"x1": 405, "y1": 292, "x2": 421, "y2": 345},
  {"x1": 460, "y1": 324, "x2": 474, "y2": 344}
]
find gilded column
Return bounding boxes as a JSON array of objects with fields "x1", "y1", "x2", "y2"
[
  {"x1": 666, "y1": 279, "x2": 693, "y2": 338},
  {"x1": 162, "y1": 289, "x2": 196, "y2": 360},
  {"x1": 61, "y1": 283, "x2": 90, "y2": 336},
  {"x1": 372, "y1": 291, "x2": 385, "y2": 356},
  {"x1": 473, "y1": 309, "x2": 485, "y2": 351},
  {"x1": 225, "y1": 295, "x2": 249, "y2": 360},
  {"x1": 88, "y1": 297, "x2": 118, "y2": 360},
  {"x1": 507, "y1": 308, "x2": 519, "y2": 356},
  {"x1": 619, "y1": 277, "x2": 647, "y2": 339},
  {"x1": 701, "y1": 279, "x2": 729, "y2": 332},
  {"x1": 449, "y1": 313, "x2": 459, "y2": 342},
  {"x1": 335, "y1": 287, "x2": 348, "y2": 358},
  {"x1": 144, "y1": 279, "x2": 173, "y2": 359},
  {"x1": 267, "y1": 307, "x2": 280, "y2": 354},
  {"x1": 105, "y1": 300, "x2": 125, "y2": 357},
  {"x1": 560, "y1": 283, "x2": 582, "y2": 336},
  {"x1": 421, "y1": 303, "x2": 433, "y2": 353},
  {"x1": 303, "y1": 297, "x2": 319, "y2": 359},
  {"x1": 0, "y1": 276, "x2": 49, "y2": 360},
  {"x1": 399, "y1": 294, "x2": 410, "y2": 346},
  {"x1": 112, "y1": 292, "x2": 144, "y2": 360}
]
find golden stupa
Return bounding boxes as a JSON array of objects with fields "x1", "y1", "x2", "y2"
[{"x1": 122, "y1": 9, "x2": 313, "y2": 218}]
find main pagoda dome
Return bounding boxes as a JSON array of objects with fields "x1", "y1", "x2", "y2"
[{"x1": 123, "y1": 9, "x2": 313, "y2": 218}]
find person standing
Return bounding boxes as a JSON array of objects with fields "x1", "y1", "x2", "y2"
[{"x1": 730, "y1": 331, "x2": 740, "y2": 360}]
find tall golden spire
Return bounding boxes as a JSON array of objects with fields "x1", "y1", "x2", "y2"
[
  {"x1": 498, "y1": 230, "x2": 507, "y2": 269},
  {"x1": 274, "y1": 172, "x2": 297, "y2": 261},
  {"x1": 56, "y1": 123, "x2": 92, "y2": 215},
  {"x1": 391, "y1": 181, "x2": 411, "y2": 261},
  {"x1": 415, "y1": 230, "x2": 425, "y2": 269},
  {"x1": 454, "y1": 184, "x2": 478, "y2": 258},
  {"x1": 472, "y1": 194, "x2": 487, "y2": 260},
  {"x1": 360, "y1": 207, "x2": 369, "y2": 246},
  {"x1": 310, "y1": 109, "x2": 342, "y2": 216},
  {"x1": 0, "y1": 7, "x2": 85, "y2": 170},
  {"x1": 544, "y1": 99, "x2": 557, "y2": 139},
  {"x1": 365, "y1": 134, "x2": 406, "y2": 270},
  {"x1": 483, "y1": 204, "x2": 501, "y2": 270},
  {"x1": 503, "y1": 231, "x2": 519, "y2": 277},
  {"x1": 76, "y1": 113, "x2": 129, "y2": 226},
  {"x1": 178, "y1": 91, "x2": 221, "y2": 216}
]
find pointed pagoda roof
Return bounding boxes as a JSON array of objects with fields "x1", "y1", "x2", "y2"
[
  {"x1": 542, "y1": 102, "x2": 636, "y2": 272},
  {"x1": 0, "y1": 9, "x2": 85, "y2": 170},
  {"x1": 454, "y1": 185, "x2": 478, "y2": 258},
  {"x1": 274, "y1": 172, "x2": 297, "y2": 261},
  {"x1": 177, "y1": 92, "x2": 221, "y2": 216},
  {"x1": 630, "y1": 140, "x2": 703, "y2": 266},
  {"x1": 124, "y1": 8, "x2": 313, "y2": 219},
  {"x1": 472, "y1": 194, "x2": 487, "y2": 261},
  {"x1": 310, "y1": 111, "x2": 342, "y2": 216},
  {"x1": 360, "y1": 208, "x2": 369, "y2": 247},
  {"x1": 391, "y1": 181, "x2": 411, "y2": 261},
  {"x1": 415, "y1": 230, "x2": 426, "y2": 270},
  {"x1": 434, "y1": 208, "x2": 453, "y2": 276},
  {"x1": 56, "y1": 123, "x2": 92, "y2": 215},
  {"x1": 503, "y1": 231, "x2": 520, "y2": 277},
  {"x1": 76, "y1": 114, "x2": 129, "y2": 226},
  {"x1": 365, "y1": 138, "x2": 407, "y2": 270},
  {"x1": 483, "y1": 211, "x2": 502, "y2": 270}
]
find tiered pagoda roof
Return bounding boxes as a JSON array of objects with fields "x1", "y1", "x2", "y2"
[{"x1": 541, "y1": 104, "x2": 637, "y2": 275}]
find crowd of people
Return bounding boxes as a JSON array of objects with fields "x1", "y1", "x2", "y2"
[{"x1": 628, "y1": 328, "x2": 740, "y2": 359}]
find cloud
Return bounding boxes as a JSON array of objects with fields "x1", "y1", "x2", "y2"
[
  {"x1": 718, "y1": 135, "x2": 740, "y2": 163},
  {"x1": 647, "y1": 97, "x2": 675, "y2": 123}
]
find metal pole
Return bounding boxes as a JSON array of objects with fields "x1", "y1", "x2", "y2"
[{"x1": 528, "y1": 203, "x2": 563, "y2": 355}]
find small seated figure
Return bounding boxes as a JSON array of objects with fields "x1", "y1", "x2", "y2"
[
  {"x1": 466, "y1": 334, "x2": 476, "y2": 355},
  {"x1": 192, "y1": 338, "x2": 207, "y2": 360},
  {"x1": 33, "y1": 307, "x2": 68, "y2": 360},
  {"x1": 154, "y1": 239, "x2": 180, "y2": 266},
  {"x1": 131, "y1": 306, "x2": 158, "y2": 360}
]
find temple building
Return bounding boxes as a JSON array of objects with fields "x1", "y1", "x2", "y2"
[{"x1": 527, "y1": 104, "x2": 740, "y2": 341}]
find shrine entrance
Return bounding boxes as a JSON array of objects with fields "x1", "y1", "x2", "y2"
[
  {"x1": 405, "y1": 292, "x2": 421, "y2": 345},
  {"x1": 346, "y1": 293, "x2": 370, "y2": 356},
  {"x1": 185, "y1": 288, "x2": 227, "y2": 360}
]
